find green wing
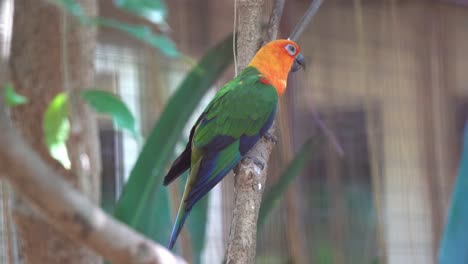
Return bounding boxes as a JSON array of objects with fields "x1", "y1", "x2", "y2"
[{"x1": 193, "y1": 67, "x2": 278, "y2": 148}]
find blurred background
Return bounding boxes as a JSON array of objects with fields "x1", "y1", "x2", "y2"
[{"x1": 1, "y1": 0, "x2": 468, "y2": 263}]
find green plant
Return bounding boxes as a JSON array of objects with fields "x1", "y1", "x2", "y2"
[
  {"x1": 258, "y1": 138, "x2": 316, "y2": 229},
  {"x1": 439, "y1": 124, "x2": 468, "y2": 263},
  {"x1": 52, "y1": 0, "x2": 178, "y2": 57},
  {"x1": 113, "y1": 35, "x2": 233, "y2": 263},
  {"x1": 3, "y1": 83, "x2": 28, "y2": 106}
]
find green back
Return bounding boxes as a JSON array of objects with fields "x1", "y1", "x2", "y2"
[{"x1": 193, "y1": 66, "x2": 278, "y2": 148}]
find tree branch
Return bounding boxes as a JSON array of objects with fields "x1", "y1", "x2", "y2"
[
  {"x1": 226, "y1": 1, "x2": 285, "y2": 263},
  {"x1": 288, "y1": 0, "x2": 324, "y2": 41},
  {"x1": 0, "y1": 109, "x2": 186, "y2": 264},
  {"x1": 264, "y1": 0, "x2": 285, "y2": 45}
]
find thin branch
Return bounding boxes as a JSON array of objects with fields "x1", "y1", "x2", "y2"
[
  {"x1": 287, "y1": 0, "x2": 344, "y2": 156},
  {"x1": 0, "y1": 110, "x2": 186, "y2": 264},
  {"x1": 263, "y1": 0, "x2": 285, "y2": 44},
  {"x1": 288, "y1": 0, "x2": 324, "y2": 41}
]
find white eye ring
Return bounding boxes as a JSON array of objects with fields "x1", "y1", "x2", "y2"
[{"x1": 285, "y1": 44, "x2": 296, "y2": 55}]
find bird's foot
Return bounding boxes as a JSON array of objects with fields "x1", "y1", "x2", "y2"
[
  {"x1": 263, "y1": 132, "x2": 278, "y2": 144},
  {"x1": 243, "y1": 155, "x2": 265, "y2": 170}
]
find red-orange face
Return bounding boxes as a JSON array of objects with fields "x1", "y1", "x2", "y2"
[{"x1": 248, "y1": 39, "x2": 305, "y2": 96}]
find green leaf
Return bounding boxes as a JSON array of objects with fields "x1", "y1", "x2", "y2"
[
  {"x1": 50, "y1": 0, "x2": 84, "y2": 17},
  {"x1": 258, "y1": 138, "x2": 315, "y2": 229},
  {"x1": 50, "y1": 1, "x2": 178, "y2": 57},
  {"x1": 113, "y1": 35, "x2": 233, "y2": 249},
  {"x1": 81, "y1": 89, "x2": 138, "y2": 139},
  {"x1": 113, "y1": 0, "x2": 167, "y2": 25},
  {"x1": 138, "y1": 184, "x2": 173, "y2": 243},
  {"x1": 43, "y1": 93, "x2": 71, "y2": 169},
  {"x1": 96, "y1": 18, "x2": 178, "y2": 57},
  {"x1": 3, "y1": 83, "x2": 28, "y2": 106},
  {"x1": 49, "y1": 0, "x2": 90, "y2": 24},
  {"x1": 439, "y1": 123, "x2": 468, "y2": 263}
]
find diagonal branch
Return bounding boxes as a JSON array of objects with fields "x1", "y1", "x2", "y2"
[
  {"x1": 0, "y1": 108, "x2": 186, "y2": 264},
  {"x1": 263, "y1": 0, "x2": 286, "y2": 45},
  {"x1": 288, "y1": 0, "x2": 324, "y2": 41}
]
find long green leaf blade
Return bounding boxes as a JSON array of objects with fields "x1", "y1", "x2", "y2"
[
  {"x1": 51, "y1": 0, "x2": 178, "y2": 57},
  {"x1": 139, "y1": 185, "x2": 173, "y2": 244},
  {"x1": 50, "y1": 0, "x2": 85, "y2": 17},
  {"x1": 43, "y1": 92, "x2": 71, "y2": 169},
  {"x1": 96, "y1": 18, "x2": 178, "y2": 58},
  {"x1": 258, "y1": 138, "x2": 315, "y2": 229},
  {"x1": 81, "y1": 89, "x2": 138, "y2": 139},
  {"x1": 439, "y1": 124, "x2": 468, "y2": 263},
  {"x1": 113, "y1": 0, "x2": 167, "y2": 25},
  {"x1": 113, "y1": 35, "x2": 233, "y2": 247}
]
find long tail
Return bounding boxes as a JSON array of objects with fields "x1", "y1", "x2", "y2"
[
  {"x1": 168, "y1": 151, "x2": 202, "y2": 249},
  {"x1": 168, "y1": 203, "x2": 191, "y2": 250}
]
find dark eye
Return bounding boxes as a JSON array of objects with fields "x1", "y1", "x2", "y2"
[{"x1": 285, "y1": 44, "x2": 296, "y2": 55}]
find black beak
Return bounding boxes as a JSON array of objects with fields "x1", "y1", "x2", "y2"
[{"x1": 291, "y1": 53, "x2": 305, "y2": 72}]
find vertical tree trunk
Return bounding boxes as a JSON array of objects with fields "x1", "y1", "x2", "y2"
[
  {"x1": 9, "y1": 0, "x2": 101, "y2": 263},
  {"x1": 225, "y1": 1, "x2": 265, "y2": 263},
  {"x1": 226, "y1": 1, "x2": 282, "y2": 263}
]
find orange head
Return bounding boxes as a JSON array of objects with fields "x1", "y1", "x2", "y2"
[{"x1": 248, "y1": 39, "x2": 305, "y2": 96}]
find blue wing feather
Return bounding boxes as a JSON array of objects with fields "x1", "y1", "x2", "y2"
[{"x1": 186, "y1": 141, "x2": 241, "y2": 209}]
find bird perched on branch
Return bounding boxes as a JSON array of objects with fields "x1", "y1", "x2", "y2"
[{"x1": 163, "y1": 39, "x2": 305, "y2": 249}]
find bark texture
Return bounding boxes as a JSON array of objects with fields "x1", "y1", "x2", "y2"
[
  {"x1": 225, "y1": 1, "x2": 283, "y2": 263},
  {"x1": 0, "y1": 109, "x2": 187, "y2": 264},
  {"x1": 9, "y1": 0, "x2": 101, "y2": 263},
  {"x1": 234, "y1": 0, "x2": 265, "y2": 71}
]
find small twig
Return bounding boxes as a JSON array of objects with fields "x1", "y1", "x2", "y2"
[
  {"x1": 61, "y1": 8, "x2": 71, "y2": 92},
  {"x1": 312, "y1": 111, "x2": 344, "y2": 156},
  {"x1": 264, "y1": 0, "x2": 285, "y2": 44},
  {"x1": 233, "y1": 0, "x2": 238, "y2": 76},
  {"x1": 0, "y1": 110, "x2": 186, "y2": 264},
  {"x1": 287, "y1": 0, "x2": 343, "y2": 156},
  {"x1": 288, "y1": 0, "x2": 324, "y2": 41}
]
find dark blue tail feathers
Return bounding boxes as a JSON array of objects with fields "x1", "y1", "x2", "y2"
[{"x1": 167, "y1": 209, "x2": 191, "y2": 250}]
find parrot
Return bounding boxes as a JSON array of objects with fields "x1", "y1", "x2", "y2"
[{"x1": 163, "y1": 39, "x2": 305, "y2": 250}]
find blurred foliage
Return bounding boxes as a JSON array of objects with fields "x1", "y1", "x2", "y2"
[
  {"x1": 439, "y1": 123, "x2": 468, "y2": 263},
  {"x1": 299, "y1": 184, "x2": 377, "y2": 263},
  {"x1": 2, "y1": 83, "x2": 28, "y2": 106},
  {"x1": 43, "y1": 92, "x2": 71, "y2": 169},
  {"x1": 40, "y1": 1, "x2": 234, "y2": 262},
  {"x1": 113, "y1": 0, "x2": 167, "y2": 26},
  {"x1": 258, "y1": 138, "x2": 315, "y2": 229},
  {"x1": 113, "y1": 35, "x2": 233, "y2": 262},
  {"x1": 81, "y1": 89, "x2": 138, "y2": 139},
  {"x1": 43, "y1": 90, "x2": 139, "y2": 170},
  {"x1": 51, "y1": 0, "x2": 178, "y2": 57},
  {"x1": 256, "y1": 254, "x2": 292, "y2": 264},
  {"x1": 51, "y1": 0, "x2": 87, "y2": 18},
  {"x1": 96, "y1": 18, "x2": 178, "y2": 57},
  {"x1": 316, "y1": 241, "x2": 333, "y2": 264}
]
